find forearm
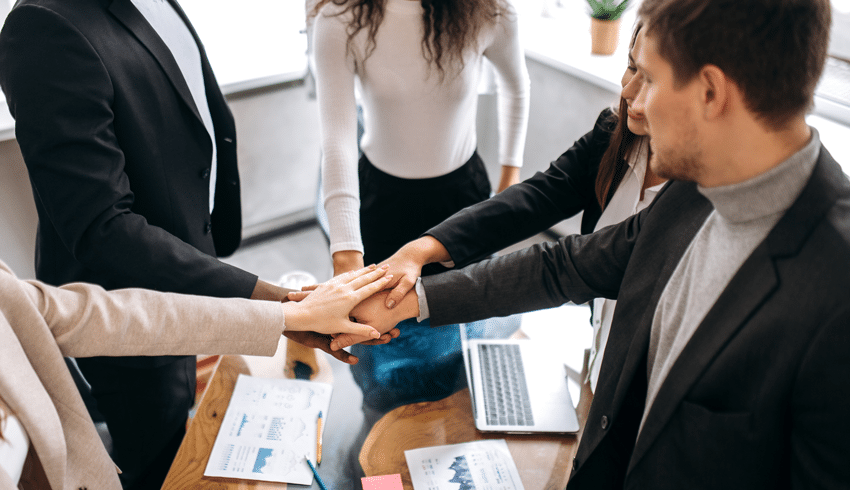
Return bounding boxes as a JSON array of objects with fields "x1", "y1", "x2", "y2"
[
  {"x1": 486, "y1": 4, "x2": 530, "y2": 169},
  {"x1": 422, "y1": 228, "x2": 632, "y2": 327},
  {"x1": 314, "y1": 8, "x2": 363, "y2": 257},
  {"x1": 39, "y1": 281, "x2": 283, "y2": 359},
  {"x1": 251, "y1": 279, "x2": 296, "y2": 302}
]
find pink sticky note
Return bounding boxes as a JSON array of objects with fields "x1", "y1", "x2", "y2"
[{"x1": 362, "y1": 474, "x2": 403, "y2": 490}]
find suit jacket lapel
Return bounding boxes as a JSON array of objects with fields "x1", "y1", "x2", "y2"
[
  {"x1": 575, "y1": 182, "x2": 712, "y2": 465},
  {"x1": 0, "y1": 322, "x2": 67, "y2": 490},
  {"x1": 626, "y1": 147, "x2": 845, "y2": 475},
  {"x1": 108, "y1": 0, "x2": 203, "y2": 124}
]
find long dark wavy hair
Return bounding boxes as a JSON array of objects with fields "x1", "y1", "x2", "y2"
[
  {"x1": 310, "y1": 0, "x2": 510, "y2": 77},
  {"x1": 594, "y1": 23, "x2": 650, "y2": 208}
]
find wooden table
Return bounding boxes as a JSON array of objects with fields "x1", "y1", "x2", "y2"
[
  {"x1": 161, "y1": 338, "x2": 331, "y2": 489},
  {"x1": 360, "y1": 383, "x2": 592, "y2": 490}
]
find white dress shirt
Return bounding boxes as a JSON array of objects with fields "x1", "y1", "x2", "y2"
[
  {"x1": 587, "y1": 142, "x2": 663, "y2": 392},
  {"x1": 130, "y1": 0, "x2": 218, "y2": 214}
]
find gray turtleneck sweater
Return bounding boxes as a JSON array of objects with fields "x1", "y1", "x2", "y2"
[{"x1": 640, "y1": 129, "x2": 822, "y2": 434}]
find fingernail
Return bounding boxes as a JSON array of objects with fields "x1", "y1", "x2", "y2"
[
  {"x1": 387, "y1": 299, "x2": 396, "y2": 309},
  {"x1": 371, "y1": 330, "x2": 380, "y2": 338},
  {"x1": 380, "y1": 264, "x2": 389, "y2": 269},
  {"x1": 385, "y1": 274, "x2": 393, "y2": 280}
]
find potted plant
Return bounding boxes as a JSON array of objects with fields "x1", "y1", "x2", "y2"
[{"x1": 587, "y1": 0, "x2": 629, "y2": 55}]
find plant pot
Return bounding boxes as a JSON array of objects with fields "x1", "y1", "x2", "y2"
[{"x1": 590, "y1": 17, "x2": 621, "y2": 55}]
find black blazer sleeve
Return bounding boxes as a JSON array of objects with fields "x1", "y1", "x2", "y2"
[
  {"x1": 0, "y1": 5, "x2": 256, "y2": 297},
  {"x1": 426, "y1": 108, "x2": 616, "y2": 268},
  {"x1": 421, "y1": 201, "x2": 644, "y2": 326}
]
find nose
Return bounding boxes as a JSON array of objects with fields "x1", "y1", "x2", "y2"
[
  {"x1": 631, "y1": 77, "x2": 648, "y2": 113},
  {"x1": 621, "y1": 71, "x2": 642, "y2": 103}
]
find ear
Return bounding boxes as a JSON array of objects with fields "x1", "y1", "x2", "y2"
[{"x1": 697, "y1": 65, "x2": 730, "y2": 120}]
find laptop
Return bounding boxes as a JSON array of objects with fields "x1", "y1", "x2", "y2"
[{"x1": 460, "y1": 324, "x2": 580, "y2": 433}]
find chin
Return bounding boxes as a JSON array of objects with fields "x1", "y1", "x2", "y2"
[
  {"x1": 650, "y1": 152, "x2": 699, "y2": 182},
  {"x1": 627, "y1": 119, "x2": 648, "y2": 136}
]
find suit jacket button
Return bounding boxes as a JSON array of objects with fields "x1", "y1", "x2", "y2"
[
  {"x1": 200, "y1": 168, "x2": 211, "y2": 179},
  {"x1": 204, "y1": 222, "x2": 212, "y2": 234},
  {"x1": 601, "y1": 415, "x2": 609, "y2": 430}
]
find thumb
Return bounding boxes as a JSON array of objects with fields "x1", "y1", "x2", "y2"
[
  {"x1": 341, "y1": 321, "x2": 381, "y2": 340},
  {"x1": 386, "y1": 277, "x2": 414, "y2": 309},
  {"x1": 330, "y1": 331, "x2": 375, "y2": 351}
]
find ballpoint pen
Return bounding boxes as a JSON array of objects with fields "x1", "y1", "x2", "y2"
[{"x1": 305, "y1": 455, "x2": 329, "y2": 490}]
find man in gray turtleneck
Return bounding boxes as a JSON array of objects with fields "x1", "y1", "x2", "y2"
[{"x1": 342, "y1": 0, "x2": 850, "y2": 487}]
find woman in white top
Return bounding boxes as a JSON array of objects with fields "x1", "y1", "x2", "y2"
[
  {"x1": 0, "y1": 262, "x2": 390, "y2": 489},
  {"x1": 309, "y1": 0, "x2": 530, "y2": 413},
  {"x1": 363, "y1": 23, "x2": 666, "y2": 395}
]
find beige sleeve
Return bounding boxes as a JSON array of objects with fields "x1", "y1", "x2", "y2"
[{"x1": 22, "y1": 278, "x2": 284, "y2": 359}]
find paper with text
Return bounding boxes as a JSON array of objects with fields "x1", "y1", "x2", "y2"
[
  {"x1": 204, "y1": 374, "x2": 331, "y2": 484},
  {"x1": 405, "y1": 440, "x2": 524, "y2": 490}
]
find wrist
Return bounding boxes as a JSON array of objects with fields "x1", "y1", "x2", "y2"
[
  {"x1": 280, "y1": 302, "x2": 303, "y2": 332},
  {"x1": 411, "y1": 235, "x2": 450, "y2": 264},
  {"x1": 332, "y1": 250, "x2": 364, "y2": 275}
]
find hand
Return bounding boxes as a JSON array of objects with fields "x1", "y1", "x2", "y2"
[
  {"x1": 288, "y1": 287, "x2": 402, "y2": 347},
  {"x1": 282, "y1": 265, "x2": 391, "y2": 338},
  {"x1": 497, "y1": 165, "x2": 521, "y2": 193},
  {"x1": 332, "y1": 250, "x2": 364, "y2": 277},
  {"x1": 331, "y1": 289, "x2": 419, "y2": 350},
  {"x1": 283, "y1": 330, "x2": 396, "y2": 365},
  {"x1": 380, "y1": 236, "x2": 450, "y2": 309}
]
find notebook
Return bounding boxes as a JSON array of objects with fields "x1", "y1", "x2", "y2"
[{"x1": 460, "y1": 324, "x2": 579, "y2": 433}]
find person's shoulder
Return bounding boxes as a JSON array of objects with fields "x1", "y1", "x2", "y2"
[
  {"x1": 315, "y1": 1, "x2": 353, "y2": 22},
  {"x1": 3, "y1": 0, "x2": 102, "y2": 33},
  {"x1": 9, "y1": 0, "x2": 98, "y2": 17},
  {"x1": 593, "y1": 107, "x2": 618, "y2": 133},
  {"x1": 490, "y1": 0, "x2": 521, "y2": 33}
]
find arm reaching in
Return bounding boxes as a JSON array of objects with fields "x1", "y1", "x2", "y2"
[{"x1": 380, "y1": 235, "x2": 451, "y2": 309}]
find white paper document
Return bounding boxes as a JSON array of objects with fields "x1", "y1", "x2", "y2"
[
  {"x1": 405, "y1": 440, "x2": 525, "y2": 490},
  {"x1": 204, "y1": 374, "x2": 331, "y2": 484}
]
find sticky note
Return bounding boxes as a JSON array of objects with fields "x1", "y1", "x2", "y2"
[{"x1": 361, "y1": 474, "x2": 403, "y2": 490}]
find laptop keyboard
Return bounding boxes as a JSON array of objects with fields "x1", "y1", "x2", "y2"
[{"x1": 478, "y1": 343, "x2": 535, "y2": 426}]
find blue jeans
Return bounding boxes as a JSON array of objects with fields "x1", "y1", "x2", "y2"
[{"x1": 351, "y1": 317, "x2": 521, "y2": 414}]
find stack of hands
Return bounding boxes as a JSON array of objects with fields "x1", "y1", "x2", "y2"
[{"x1": 284, "y1": 236, "x2": 448, "y2": 364}]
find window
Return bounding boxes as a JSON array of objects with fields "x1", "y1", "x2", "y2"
[{"x1": 819, "y1": 1, "x2": 850, "y2": 121}]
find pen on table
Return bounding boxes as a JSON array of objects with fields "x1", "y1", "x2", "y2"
[
  {"x1": 316, "y1": 410, "x2": 323, "y2": 465},
  {"x1": 305, "y1": 455, "x2": 329, "y2": 490}
]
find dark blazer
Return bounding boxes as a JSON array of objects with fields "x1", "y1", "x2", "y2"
[
  {"x1": 428, "y1": 109, "x2": 618, "y2": 268},
  {"x1": 0, "y1": 0, "x2": 257, "y2": 302},
  {"x1": 422, "y1": 147, "x2": 850, "y2": 488}
]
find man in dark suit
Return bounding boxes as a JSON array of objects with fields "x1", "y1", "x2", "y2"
[
  {"x1": 0, "y1": 0, "x2": 389, "y2": 488},
  {"x1": 337, "y1": 0, "x2": 850, "y2": 487}
]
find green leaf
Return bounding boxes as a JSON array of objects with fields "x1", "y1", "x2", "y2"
[{"x1": 586, "y1": 0, "x2": 629, "y2": 21}]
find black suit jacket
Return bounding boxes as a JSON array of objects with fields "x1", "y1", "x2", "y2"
[
  {"x1": 0, "y1": 0, "x2": 257, "y2": 298},
  {"x1": 428, "y1": 109, "x2": 618, "y2": 268},
  {"x1": 423, "y1": 147, "x2": 850, "y2": 488}
]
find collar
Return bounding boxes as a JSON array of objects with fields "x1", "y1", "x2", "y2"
[{"x1": 698, "y1": 128, "x2": 821, "y2": 224}]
